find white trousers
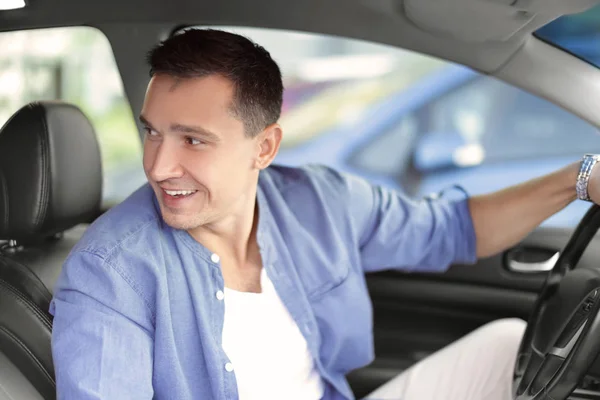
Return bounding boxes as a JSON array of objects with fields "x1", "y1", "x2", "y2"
[{"x1": 365, "y1": 318, "x2": 527, "y2": 400}]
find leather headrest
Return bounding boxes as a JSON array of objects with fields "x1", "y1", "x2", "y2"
[{"x1": 0, "y1": 102, "x2": 102, "y2": 242}]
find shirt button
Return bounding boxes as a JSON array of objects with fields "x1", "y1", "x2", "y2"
[
  {"x1": 211, "y1": 253, "x2": 220, "y2": 263},
  {"x1": 216, "y1": 290, "x2": 225, "y2": 301},
  {"x1": 225, "y1": 362, "x2": 234, "y2": 372}
]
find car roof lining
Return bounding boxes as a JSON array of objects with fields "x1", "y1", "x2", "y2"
[{"x1": 2, "y1": 0, "x2": 600, "y2": 129}]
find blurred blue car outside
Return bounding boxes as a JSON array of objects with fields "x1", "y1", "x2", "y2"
[{"x1": 275, "y1": 64, "x2": 600, "y2": 228}]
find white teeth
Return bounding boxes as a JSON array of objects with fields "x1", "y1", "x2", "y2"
[{"x1": 165, "y1": 189, "x2": 196, "y2": 196}]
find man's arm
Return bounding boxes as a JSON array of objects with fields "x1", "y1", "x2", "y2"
[
  {"x1": 331, "y1": 159, "x2": 591, "y2": 273},
  {"x1": 469, "y1": 161, "x2": 580, "y2": 258},
  {"x1": 50, "y1": 251, "x2": 154, "y2": 399},
  {"x1": 312, "y1": 165, "x2": 477, "y2": 273}
]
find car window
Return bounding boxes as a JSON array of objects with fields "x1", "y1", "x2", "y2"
[
  {"x1": 343, "y1": 65, "x2": 600, "y2": 226},
  {"x1": 350, "y1": 114, "x2": 419, "y2": 178},
  {"x1": 0, "y1": 27, "x2": 144, "y2": 206},
  {"x1": 426, "y1": 76, "x2": 600, "y2": 163},
  {"x1": 350, "y1": 69, "x2": 600, "y2": 172},
  {"x1": 419, "y1": 74, "x2": 600, "y2": 227}
]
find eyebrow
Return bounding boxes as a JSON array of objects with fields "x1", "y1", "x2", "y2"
[{"x1": 139, "y1": 115, "x2": 221, "y2": 143}]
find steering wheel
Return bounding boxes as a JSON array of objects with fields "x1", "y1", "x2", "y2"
[{"x1": 514, "y1": 204, "x2": 600, "y2": 399}]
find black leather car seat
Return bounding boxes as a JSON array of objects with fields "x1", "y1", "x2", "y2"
[{"x1": 0, "y1": 101, "x2": 103, "y2": 399}]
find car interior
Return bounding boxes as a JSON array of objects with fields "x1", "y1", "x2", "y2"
[{"x1": 2, "y1": 0, "x2": 600, "y2": 399}]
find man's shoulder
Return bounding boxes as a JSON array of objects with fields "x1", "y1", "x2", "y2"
[
  {"x1": 55, "y1": 184, "x2": 166, "y2": 315},
  {"x1": 73, "y1": 183, "x2": 163, "y2": 258},
  {"x1": 259, "y1": 164, "x2": 369, "y2": 227},
  {"x1": 261, "y1": 163, "x2": 352, "y2": 197}
]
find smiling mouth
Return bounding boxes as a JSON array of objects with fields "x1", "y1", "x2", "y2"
[{"x1": 162, "y1": 189, "x2": 198, "y2": 198}]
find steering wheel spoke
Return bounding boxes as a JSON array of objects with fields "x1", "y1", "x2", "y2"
[{"x1": 515, "y1": 348, "x2": 552, "y2": 397}]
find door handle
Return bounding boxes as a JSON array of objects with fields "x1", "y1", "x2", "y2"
[{"x1": 507, "y1": 251, "x2": 559, "y2": 273}]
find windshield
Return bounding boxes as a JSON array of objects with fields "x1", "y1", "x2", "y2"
[{"x1": 535, "y1": 4, "x2": 600, "y2": 68}]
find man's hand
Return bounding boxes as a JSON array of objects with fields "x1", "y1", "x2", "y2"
[{"x1": 468, "y1": 161, "x2": 583, "y2": 259}]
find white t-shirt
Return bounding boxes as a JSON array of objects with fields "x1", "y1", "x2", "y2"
[{"x1": 221, "y1": 268, "x2": 325, "y2": 400}]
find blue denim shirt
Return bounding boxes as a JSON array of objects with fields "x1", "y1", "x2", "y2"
[{"x1": 49, "y1": 164, "x2": 476, "y2": 400}]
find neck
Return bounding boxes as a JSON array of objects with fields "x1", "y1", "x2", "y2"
[{"x1": 188, "y1": 187, "x2": 259, "y2": 265}]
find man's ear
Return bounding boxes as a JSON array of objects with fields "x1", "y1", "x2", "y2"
[{"x1": 255, "y1": 123, "x2": 282, "y2": 170}]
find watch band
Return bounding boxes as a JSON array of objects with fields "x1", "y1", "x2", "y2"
[{"x1": 576, "y1": 154, "x2": 600, "y2": 201}]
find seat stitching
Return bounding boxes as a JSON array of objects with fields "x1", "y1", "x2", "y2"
[
  {"x1": 0, "y1": 258, "x2": 53, "y2": 305},
  {"x1": 0, "y1": 282, "x2": 52, "y2": 331},
  {"x1": 33, "y1": 104, "x2": 50, "y2": 233}
]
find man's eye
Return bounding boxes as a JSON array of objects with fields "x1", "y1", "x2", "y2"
[
  {"x1": 144, "y1": 127, "x2": 159, "y2": 137},
  {"x1": 186, "y1": 137, "x2": 203, "y2": 146}
]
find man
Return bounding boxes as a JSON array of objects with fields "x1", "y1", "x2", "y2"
[{"x1": 49, "y1": 28, "x2": 599, "y2": 400}]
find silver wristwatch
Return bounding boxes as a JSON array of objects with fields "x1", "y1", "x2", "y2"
[{"x1": 576, "y1": 154, "x2": 600, "y2": 201}]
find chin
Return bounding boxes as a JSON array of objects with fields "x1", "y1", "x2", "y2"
[{"x1": 160, "y1": 209, "x2": 205, "y2": 231}]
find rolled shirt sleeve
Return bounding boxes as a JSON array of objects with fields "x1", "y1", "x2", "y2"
[
  {"x1": 49, "y1": 250, "x2": 155, "y2": 400},
  {"x1": 341, "y1": 169, "x2": 478, "y2": 273}
]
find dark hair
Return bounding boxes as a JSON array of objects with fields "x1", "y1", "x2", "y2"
[{"x1": 147, "y1": 28, "x2": 283, "y2": 137}]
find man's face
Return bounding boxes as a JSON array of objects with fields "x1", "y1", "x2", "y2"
[{"x1": 141, "y1": 74, "x2": 261, "y2": 231}]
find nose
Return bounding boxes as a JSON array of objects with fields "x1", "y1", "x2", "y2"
[{"x1": 147, "y1": 139, "x2": 185, "y2": 182}]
